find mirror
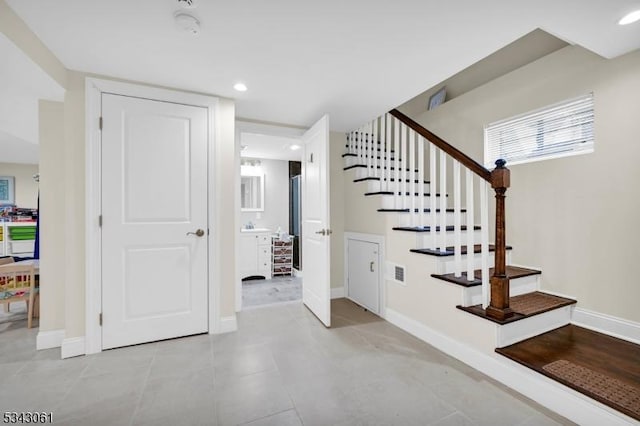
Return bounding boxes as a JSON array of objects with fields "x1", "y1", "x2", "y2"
[{"x1": 241, "y1": 172, "x2": 264, "y2": 211}]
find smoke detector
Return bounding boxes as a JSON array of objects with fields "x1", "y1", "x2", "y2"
[
  {"x1": 177, "y1": 0, "x2": 198, "y2": 9},
  {"x1": 174, "y1": 12, "x2": 200, "y2": 35}
]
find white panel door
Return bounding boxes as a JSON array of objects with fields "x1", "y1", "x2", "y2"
[
  {"x1": 347, "y1": 239, "x2": 379, "y2": 314},
  {"x1": 302, "y1": 115, "x2": 331, "y2": 327},
  {"x1": 101, "y1": 93, "x2": 209, "y2": 350}
]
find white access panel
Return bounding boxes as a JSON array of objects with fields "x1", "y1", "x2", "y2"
[{"x1": 347, "y1": 239, "x2": 380, "y2": 314}]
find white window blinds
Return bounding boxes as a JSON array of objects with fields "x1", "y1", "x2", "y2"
[{"x1": 484, "y1": 94, "x2": 594, "y2": 168}]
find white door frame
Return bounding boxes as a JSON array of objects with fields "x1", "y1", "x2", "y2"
[
  {"x1": 234, "y1": 119, "x2": 305, "y2": 312},
  {"x1": 85, "y1": 78, "x2": 220, "y2": 355},
  {"x1": 344, "y1": 232, "x2": 386, "y2": 318}
]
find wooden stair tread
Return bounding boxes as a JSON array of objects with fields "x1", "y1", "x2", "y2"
[
  {"x1": 457, "y1": 291, "x2": 576, "y2": 325},
  {"x1": 432, "y1": 265, "x2": 541, "y2": 287},
  {"x1": 393, "y1": 225, "x2": 481, "y2": 233},
  {"x1": 378, "y1": 208, "x2": 467, "y2": 213},
  {"x1": 344, "y1": 164, "x2": 419, "y2": 172},
  {"x1": 365, "y1": 191, "x2": 445, "y2": 197},
  {"x1": 496, "y1": 324, "x2": 640, "y2": 421},
  {"x1": 410, "y1": 244, "x2": 512, "y2": 257},
  {"x1": 342, "y1": 153, "x2": 397, "y2": 159},
  {"x1": 353, "y1": 177, "x2": 429, "y2": 183}
]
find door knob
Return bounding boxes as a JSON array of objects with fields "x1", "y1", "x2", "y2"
[
  {"x1": 315, "y1": 229, "x2": 326, "y2": 235},
  {"x1": 187, "y1": 229, "x2": 205, "y2": 237},
  {"x1": 370, "y1": 261, "x2": 375, "y2": 272}
]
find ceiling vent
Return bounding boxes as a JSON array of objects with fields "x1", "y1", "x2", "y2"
[{"x1": 177, "y1": 0, "x2": 198, "y2": 9}]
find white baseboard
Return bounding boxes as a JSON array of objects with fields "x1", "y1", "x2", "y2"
[
  {"x1": 61, "y1": 336, "x2": 86, "y2": 359},
  {"x1": 331, "y1": 287, "x2": 345, "y2": 299},
  {"x1": 215, "y1": 315, "x2": 238, "y2": 334},
  {"x1": 36, "y1": 329, "x2": 65, "y2": 350},
  {"x1": 572, "y1": 307, "x2": 640, "y2": 345},
  {"x1": 385, "y1": 308, "x2": 636, "y2": 426}
]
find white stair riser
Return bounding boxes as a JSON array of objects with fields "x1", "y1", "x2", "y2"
[
  {"x1": 397, "y1": 211, "x2": 465, "y2": 227},
  {"x1": 416, "y1": 230, "x2": 482, "y2": 248},
  {"x1": 356, "y1": 167, "x2": 420, "y2": 181},
  {"x1": 380, "y1": 194, "x2": 446, "y2": 210},
  {"x1": 365, "y1": 180, "x2": 430, "y2": 194},
  {"x1": 462, "y1": 274, "x2": 540, "y2": 306},
  {"x1": 345, "y1": 156, "x2": 399, "y2": 168},
  {"x1": 497, "y1": 305, "x2": 572, "y2": 348},
  {"x1": 438, "y1": 251, "x2": 513, "y2": 274}
]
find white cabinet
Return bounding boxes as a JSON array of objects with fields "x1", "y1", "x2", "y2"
[{"x1": 240, "y1": 230, "x2": 272, "y2": 280}]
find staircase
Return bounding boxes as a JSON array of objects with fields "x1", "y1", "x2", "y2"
[
  {"x1": 344, "y1": 108, "x2": 575, "y2": 345},
  {"x1": 343, "y1": 109, "x2": 640, "y2": 424}
]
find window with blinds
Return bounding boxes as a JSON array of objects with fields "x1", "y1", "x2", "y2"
[{"x1": 484, "y1": 94, "x2": 594, "y2": 168}]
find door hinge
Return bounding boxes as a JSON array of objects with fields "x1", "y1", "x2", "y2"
[
  {"x1": 99, "y1": 116, "x2": 103, "y2": 130},
  {"x1": 98, "y1": 215, "x2": 102, "y2": 227},
  {"x1": 99, "y1": 313, "x2": 103, "y2": 326}
]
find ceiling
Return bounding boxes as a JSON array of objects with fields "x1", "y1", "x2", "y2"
[
  {"x1": 0, "y1": 32, "x2": 64, "y2": 164},
  {"x1": 5, "y1": 0, "x2": 640, "y2": 132},
  {"x1": 240, "y1": 133, "x2": 302, "y2": 162}
]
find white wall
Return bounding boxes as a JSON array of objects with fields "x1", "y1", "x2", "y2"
[
  {"x1": 240, "y1": 158, "x2": 290, "y2": 233},
  {"x1": 0, "y1": 162, "x2": 38, "y2": 208},
  {"x1": 38, "y1": 99, "x2": 65, "y2": 332},
  {"x1": 400, "y1": 46, "x2": 640, "y2": 323}
]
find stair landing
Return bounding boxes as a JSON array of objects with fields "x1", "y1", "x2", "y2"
[
  {"x1": 457, "y1": 291, "x2": 576, "y2": 324},
  {"x1": 497, "y1": 324, "x2": 640, "y2": 421}
]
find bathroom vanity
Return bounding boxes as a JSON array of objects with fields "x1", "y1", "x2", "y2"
[{"x1": 239, "y1": 228, "x2": 272, "y2": 280}]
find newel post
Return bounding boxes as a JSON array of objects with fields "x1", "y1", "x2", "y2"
[{"x1": 486, "y1": 159, "x2": 514, "y2": 321}]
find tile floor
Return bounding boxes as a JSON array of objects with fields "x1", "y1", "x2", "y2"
[
  {"x1": 242, "y1": 276, "x2": 302, "y2": 308},
  {"x1": 0, "y1": 299, "x2": 573, "y2": 426}
]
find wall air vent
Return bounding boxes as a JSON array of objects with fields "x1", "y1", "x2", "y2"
[{"x1": 386, "y1": 262, "x2": 406, "y2": 286}]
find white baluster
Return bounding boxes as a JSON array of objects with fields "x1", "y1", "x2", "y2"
[
  {"x1": 386, "y1": 114, "x2": 391, "y2": 193},
  {"x1": 365, "y1": 123, "x2": 373, "y2": 177},
  {"x1": 439, "y1": 153, "x2": 447, "y2": 253},
  {"x1": 466, "y1": 169, "x2": 475, "y2": 279},
  {"x1": 453, "y1": 160, "x2": 462, "y2": 277},
  {"x1": 358, "y1": 127, "x2": 363, "y2": 164},
  {"x1": 372, "y1": 119, "x2": 378, "y2": 179},
  {"x1": 481, "y1": 180, "x2": 490, "y2": 309},
  {"x1": 401, "y1": 123, "x2": 408, "y2": 209},
  {"x1": 409, "y1": 130, "x2": 416, "y2": 227},
  {"x1": 430, "y1": 145, "x2": 437, "y2": 249},
  {"x1": 380, "y1": 115, "x2": 386, "y2": 191},
  {"x1": 350, "y1": 131, "x2": 355, "y2": 154},
  {"x1": 418, "y1": 136, "x2": 425, "y2": 228},
  {"x1": 394, "y1": 118, "x2": 401, "y2": 209}
]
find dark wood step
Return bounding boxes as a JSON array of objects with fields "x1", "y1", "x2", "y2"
[
  {"x1": 410, "y1": 244, "x2": 512, "y2": 257},
  {"x1": 344, "y1": 164, "x2": 419, "y2": 172},
  {"x1": 364, "y1": 191, "x2": 445, "y2": 197},
  {"x1": 378, "y1": 208, "x2": 466, "y2": 213},
  {"x1": 344, "y1": 145, "x2": 392, "y2": 153},
  {"x1": 496, "y1": 324, "x2": 640, "y2": 421},
  {"x1": 353, "y1": 177, "x2": 429, "y2": 184},
  {"x1": 457, "y1": 291, "x2": 576, "y2": 325},
  {"x1": 432, "y1": 265, "x2": 541, "y2": 287},
  {"x1": 393, "y1": 225, "x2": 481, "y2": 233},
  {"x1": 342, "y1": 153, "x2": 398, "y2": 159}
]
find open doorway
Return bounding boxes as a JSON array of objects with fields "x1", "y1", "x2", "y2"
[
  {"x1": 0, "y1": 33, "x2": 64, "y2": 334},
  {"x1": 236, "y1": 122, "x2": 304, "y2": 309}
]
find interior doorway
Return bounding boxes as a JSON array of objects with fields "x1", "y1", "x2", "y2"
[{"x1": 236, "y1": 121, "x2": 305, "y2": 309}]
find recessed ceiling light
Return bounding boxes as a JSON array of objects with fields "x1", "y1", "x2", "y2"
[
  {"x1": 619, "y1": 10, "x2": 640, "y2": 25},
  {"x1": 289, "y1": 144, "x2": 301, "y2": 151},
  {"x1": 234, "y1": 83, "x2": 248, "y2": 92}
]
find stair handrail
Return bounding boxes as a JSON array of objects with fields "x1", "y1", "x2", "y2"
[
  {"x1": 389, "y1": 108, "x2": 513, "y2": 321},
  {"x1": 389, "y1": 109, "x2": 491, "y2": 182}
]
